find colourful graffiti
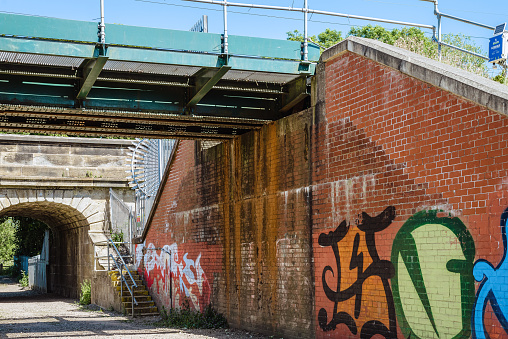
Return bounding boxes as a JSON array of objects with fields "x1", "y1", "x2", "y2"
[
  {"x1": 135, "y1": 242, "x2": 211, "y2": 312},
  {"x1": 318, "y1": 206, "x2": 397, "y2": 338},
  {"x1": 391, "y1": 210, "x2": 475, "y2": 339},
  {"x1": 473, "y1": 207, "x2": 508, "y2": 339}
]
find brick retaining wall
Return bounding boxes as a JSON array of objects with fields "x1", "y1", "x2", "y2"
[{"x1": 138, "y1": 37, "x2": 508, "y2": 339}]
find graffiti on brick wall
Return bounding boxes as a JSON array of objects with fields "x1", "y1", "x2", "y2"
[
  {"x1": 135, "y1": 242, "x2": 211, "y2": 312},
  {"x1": 317, "y1": 208, "x2": 484, "y2": 339},
  {"x1": 473, "y1": 207, "x2": 508, "y2": 339},
  {"x1": 391, "y1": 210, "x2": 475, "y2": 339},
  {"x1": 317, "y1": 206, "x2": 398, "y2": 338}
]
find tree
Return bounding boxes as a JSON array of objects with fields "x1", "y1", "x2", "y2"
[
  {"x1": 287, "y1": 24, "x2": 493, "y2": 81},
  {"x1": 0, "y1": 217, "x2": 16, "y2": 264},
  {"x1": 287, "y1": 28, "x2": 343, "y2": 49},
  {"x1": 13, "y1": 217, "x2": 47, "y2": 257},
  {"x1": 395, "y1": 32, "x2": 489, "y2": 78}
]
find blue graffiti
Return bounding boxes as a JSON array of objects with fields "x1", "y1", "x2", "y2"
[{"x1": 473, "y1": 208, "x2": 508, "y2": 339}]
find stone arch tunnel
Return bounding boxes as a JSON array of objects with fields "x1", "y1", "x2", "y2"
[{"x1": 0, "y1": 134, "x2": 134, "y2": 298}]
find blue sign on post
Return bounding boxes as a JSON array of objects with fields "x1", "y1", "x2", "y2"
[{"x1": 490, "y1": 34, "x2": 506, "y2": 63}]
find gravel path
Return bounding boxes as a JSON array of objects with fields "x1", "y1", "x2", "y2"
[{"x1": 0, "y1": 276, "x2": 268, "y2": 339}]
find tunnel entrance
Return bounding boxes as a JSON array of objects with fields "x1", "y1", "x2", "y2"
[{"x1": 0, "y1": 200, "x2": 93, "y2": 299}]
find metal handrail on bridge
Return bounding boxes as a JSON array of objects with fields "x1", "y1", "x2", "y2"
[
  {"x1": 93, "y1": 239, "x2": 138, "y2": 316},
  {"x1": 185, "y1": 0, "x2": 499, "y2": 66}
]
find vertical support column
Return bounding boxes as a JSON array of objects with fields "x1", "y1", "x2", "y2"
[
  {"x1": 223, "y1": 0, "x2": 229, "y2": 56},
  {"x1": 158, "y1": 140, "x2": 164, "y2": 183},
  {"x1": 435, "y1": 1, "x2": 442, "y2": 61},
  {"x1": 303, "y1": 0, "x2": 309, "y2": 62},
  {"x1": 99, "y1": 0, "x2": 106, "y2": 55}
]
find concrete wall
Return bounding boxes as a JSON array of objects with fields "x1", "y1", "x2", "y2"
[
  {"x1": 0, "y1": 134, "x2": 130, "y2": 180},
  {"x1": 137, "y1": 37, "x2": 508, "y2": 339},
  {"x1": 91, "y1": 271, "x2": 122, "y2": 312}
]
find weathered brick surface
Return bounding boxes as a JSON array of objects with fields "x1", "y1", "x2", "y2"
[
  {"x1": 140, "y1": 44, "x2": 508, "y2": 339},
  {"x1": 138, "y1": 110, "x2": 314, "y2": 338},
  {"x1": 313, "y1": 51, "x2": 508, "y2": 339}
]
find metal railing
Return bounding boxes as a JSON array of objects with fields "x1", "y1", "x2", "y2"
[
  {"x1": 93, "y1": 239, "x2": 138, "y2": 316},
  {"x1": 429, "y1": 0, "x2": 494, "y2": 61},
  {"x1": 183, "y1": 0, "x2": 434, "y2": 62},
  {"x1": 129, "y1": 139, "x2": 177, "y2": 238},
  {"x1": 183, "y1": 0, "x2": 500, "y2": 68}
]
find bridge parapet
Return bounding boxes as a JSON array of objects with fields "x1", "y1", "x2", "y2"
[{"x1": 0, "y1": 134, "x2": 131, "y2": 185}]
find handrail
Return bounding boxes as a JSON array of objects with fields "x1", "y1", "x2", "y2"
[
  {"x1": 92, "y1": 238, "x2": 139, "y2": 315},
  {"x1": 109, "y1": 254, "x2": 138, "y2": 316},
  {"x1": 104, "y1": 239, "x2": 138, "y2": 316},
  {"x1": 107, "y1": 238, "x2": 138, "y2": 289}
]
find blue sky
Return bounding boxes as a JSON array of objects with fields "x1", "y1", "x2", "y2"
[{"x1": 1, "y1": 0, "x2": 506, "y2": 69}]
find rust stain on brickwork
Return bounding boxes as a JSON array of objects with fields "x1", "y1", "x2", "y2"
[{"x1": 221, "y1": 142, "x2": 232, "y2": 318}]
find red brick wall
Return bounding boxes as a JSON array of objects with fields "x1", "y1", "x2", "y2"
[
  {"x1": 313, "y1": 51, "x2": 508, "y2": 339},
  {"x1": 137, "y1": 110, "x2": 315, "y2": 338},
  {"x1": 138, "y1": 47, "x2": 508, "y2": 339}
]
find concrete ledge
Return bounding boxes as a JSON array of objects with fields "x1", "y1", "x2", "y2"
[
  {"x1": 321, "y1": 36, "x2": 508, "y2": 117},
  {"x1": 0, "y1": 134, "x2": 133, "y2": 146},
  {"x1": 0, "y1": 176, "x2": 130, "y2": 188}
]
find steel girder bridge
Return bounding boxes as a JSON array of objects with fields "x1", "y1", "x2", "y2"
[{"x1": 0, "y1": 13, "x2": 319, "y2": 139}]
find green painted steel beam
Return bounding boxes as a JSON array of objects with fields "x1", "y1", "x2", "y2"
[
  {"x1": 0, "y1": 37, "x2": 315, "y2": 74},
  {"x1": 0, "y1": 37, "x2": 95, "y2": 59},
  {"x1": 76, "y1": 56, "x2": 108, "y2": 100},
  {"x1": 187, "y1": 66, "x2": 231, "y2": 107},
  {"x1": 0, "y1": 12, "x2": 318, "y2": 75},
  {"x1": 0, "y1": 12, "x2": 320, "y2": 61},
  {"x1": 280, "y1": 76, "x2": 308, "y2": 113}
]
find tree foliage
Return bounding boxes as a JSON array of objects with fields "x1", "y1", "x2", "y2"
[
  {"x1": 0, "y1": 217, "x2": 16, "y2": 264},
  {"x1": 287, "y1": 28, "x2": 343, "y2": 49},
  {"x1": 13, "y1": 217, "x2": 48, "y2": 257},
  {"x1": 287, "y1": 24, "x2": 496, "y2": 81}
]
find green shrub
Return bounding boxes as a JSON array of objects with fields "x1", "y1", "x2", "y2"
[
  {"x1": 111, "y1": 230, "x2": 124, "y2": 243},
  {"x1": 79, "y1": 279, "x2": 91, "y2": 305},
  {"x1": 160, "y1": 300, "x2": 228, "y2": 329},
  {"x1": 19, "y1": 270, "x2": 29, "y2": 287}
]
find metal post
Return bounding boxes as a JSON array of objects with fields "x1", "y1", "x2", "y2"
[
  {"x1": 169, "y1": 250, "x2": 172, "y2": 309},
  {"x1": 435, "y1": 1, "x2": 442, "y2": 61},
  {"x1": 120, "y1": 264, "x2": 123, "y2": 311},
  {"x1": 303, "y1": 0, "x2": 308, "y2": 62},
  {"x1": 158, "y1": 140, "x2": 164, "y2": 183},
  {"x1": 99, "y1": 0, "x2": 106, "y2": 54},
  {"x1": 203, "y1": 15, "x2": 209, "y2": 33},
  {"x1": 107, "y1": 243, "x2": 110, "y2": 271},
  {"x1": 223, "y1": 0, "x2": 229, "y2": 55}
]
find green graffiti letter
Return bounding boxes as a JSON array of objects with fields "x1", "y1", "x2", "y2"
[{"x1": 391, "y1": 211, "x2": 475, "y2": 339}]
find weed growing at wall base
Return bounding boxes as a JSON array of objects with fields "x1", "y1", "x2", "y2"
[
  {"x1": 79, "y1": 280, "x2": 91, "y2": 305},
  {"x1": 159, "y1": 300, "x2": 228, "y2": 329},
  {"x1": 18, "y1": 270, "x2": 28, "y2": 288}
]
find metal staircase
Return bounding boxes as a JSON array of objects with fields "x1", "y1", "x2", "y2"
[
  {"x1": 93, "y1": 236, "x2": 158, "y2": 317},
  {"x1": 109, "y1": 269, "x2": 158, "y2": 316}
]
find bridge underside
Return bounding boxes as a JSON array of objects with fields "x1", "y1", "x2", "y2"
[{"x1": 0, "y1": 13, "x2": 319, "y2": 139}]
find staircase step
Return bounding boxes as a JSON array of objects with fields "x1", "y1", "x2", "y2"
[
  {"x1": 125, "y1": 306, "x2": 158, "y2": 315},
  {"x1": 122, "y1": 300, "x2": 155, "y2": 308},
  {"x1": 112, "y1": 279, "x2": 142, "y2": 287},
  {"x1": 109, "y1": 270, "x2": 138, "y2": 277},
  {"x1": 121, "y1": 295, "x2": 152, "y2": 302},
  {"x1": 118, "y1": 289, "x2": 149, "y2": 296},
  {"x1": 102, "y1": 249, "x2": 157, "y2": 317},
  {"x1": 115, "y1": 285, "x2": 146, "y2": 291}
]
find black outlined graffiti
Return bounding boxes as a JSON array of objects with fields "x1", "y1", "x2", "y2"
[
  {"x1": 318, "y1": 206, "x2": 397, "y2": 338},
  {"x1": 473, "y1": 207, "x2": 508, "y2": 339}
]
